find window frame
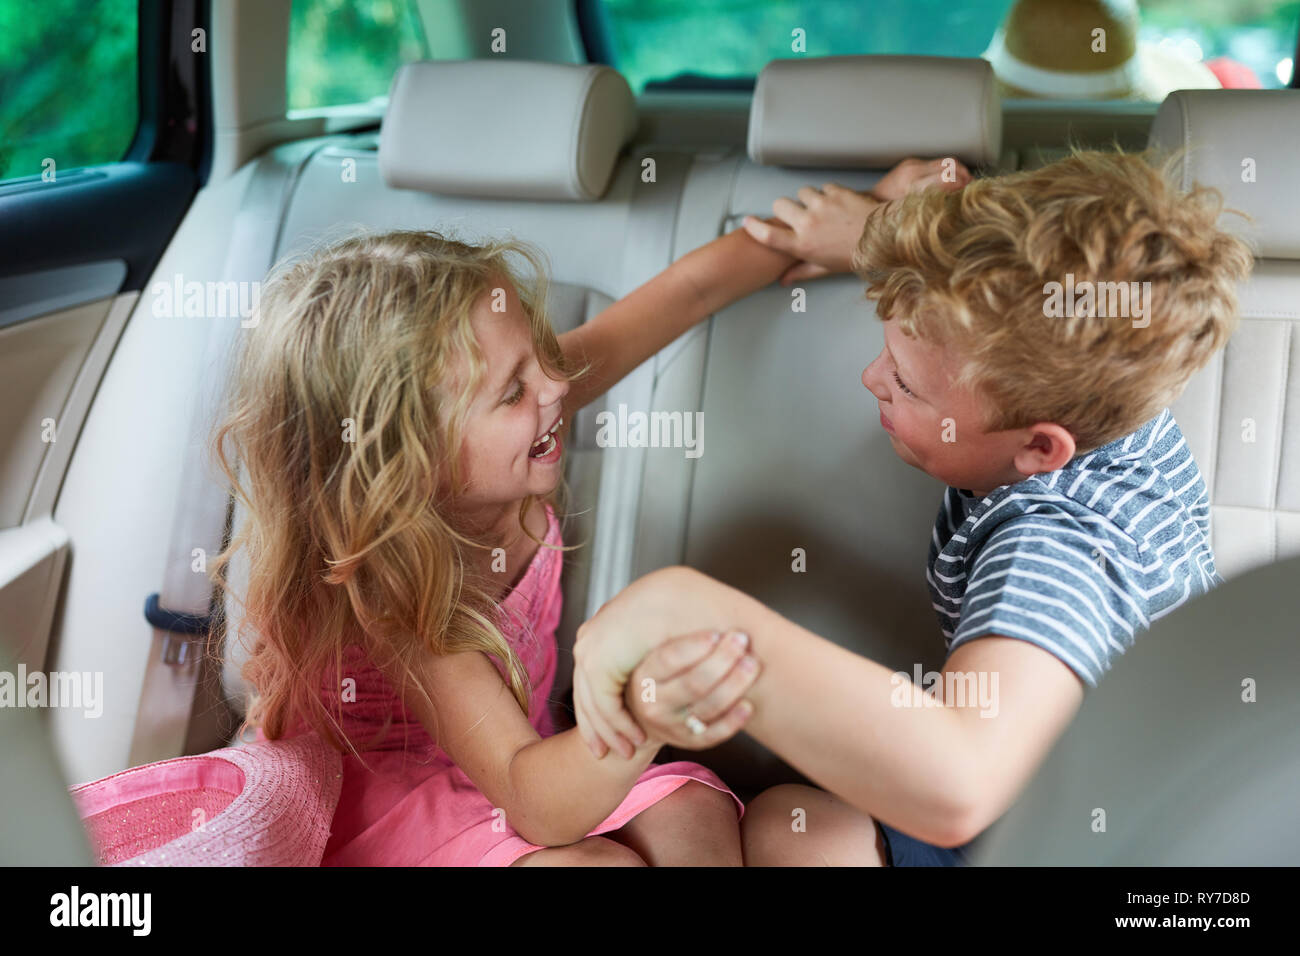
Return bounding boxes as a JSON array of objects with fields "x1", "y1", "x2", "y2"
[
  {"x1": 129, "y1": 0, "x2": 210, "y2": 180},
  {"x1": 0, "y1": 0, "x2": 208, "y2": 291},
  {"x1": 282, "y1": 0, "x2": 431, "y2": 118},
  {"x1": 575, "y1": 0, "x2": 1300, "y2": 95}
]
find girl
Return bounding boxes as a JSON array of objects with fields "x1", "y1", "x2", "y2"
[{"x1": 210, "y1": 226, "x2": 794, "y2": 866}]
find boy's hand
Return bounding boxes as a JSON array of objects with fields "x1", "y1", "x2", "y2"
[
  {"x1": 625, "y1": 629, "x2": 761, "y2": 751},
  {"x1": 742, "y1": 156, "x2": 973, "y2": 285}
]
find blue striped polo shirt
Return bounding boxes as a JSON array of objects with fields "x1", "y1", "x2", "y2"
[{"x1": 927, "y1": 408, "x2": 1217, "y2": 687}]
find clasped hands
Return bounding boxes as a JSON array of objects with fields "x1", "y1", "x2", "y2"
[{"x1": 570, "y1": 566, "x2": 771, "y2": 759}]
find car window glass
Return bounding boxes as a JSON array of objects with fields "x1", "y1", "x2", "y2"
[
  {"x1": 0, "y1": 0, "x2": 138, "y2": 181},
  {"x1": 288, "y1": 0, "x2": 430, "y2": 111},
  {"x1": 597, "y1": 0, "x2": 1299, "y2": 97}
]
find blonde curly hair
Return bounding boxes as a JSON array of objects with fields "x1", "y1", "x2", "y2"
[
  {"x1": 209, "y1": 229, "x2": 584, "y2": 754},
  {"x1": 855, "y1": 146, "x2": 1255, "y2": 451}
]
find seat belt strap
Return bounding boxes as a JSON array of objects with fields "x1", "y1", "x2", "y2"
[{"x1": 128, "y1": 140, "x2": 319, "y2": 767}]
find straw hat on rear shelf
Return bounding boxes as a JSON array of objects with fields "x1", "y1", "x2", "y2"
[{"x1": 985, "y1": 0, "x2": 1221, "y2": 101}]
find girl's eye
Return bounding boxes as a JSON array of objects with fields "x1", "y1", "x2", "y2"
[
  {"x1": 503, "y1": 380, "x2": 525, "y2": 406},
  {"x1": 892, "y1": 370, "x2": 914, "y2": 397}
]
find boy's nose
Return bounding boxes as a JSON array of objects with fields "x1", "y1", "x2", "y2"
[{"x1": 862, "y1": 354, "x2": 889, "y2": 400}]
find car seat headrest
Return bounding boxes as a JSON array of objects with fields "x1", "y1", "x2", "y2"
[
  {"x1": 1149, "y1": 89, "x2": 1300, "y2": 260},
  {"x1": 746, "y1": 55, "x2": 1002, "y2": 169},
  {"x1": 380, "y1": 60, "x2": 637, "y2": 201}
]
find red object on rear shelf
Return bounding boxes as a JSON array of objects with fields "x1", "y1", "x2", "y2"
[{"x1": 1205, "y1": 57, "x2": 1263, "y2": 89}]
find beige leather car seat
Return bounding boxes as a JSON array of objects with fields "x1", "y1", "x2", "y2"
[{"x1": 1158, "y1": 90, "x2": 1300, "y2": 580}]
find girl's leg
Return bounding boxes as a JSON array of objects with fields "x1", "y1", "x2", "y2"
[
  {"x1": 510, "y1": 835, "x2": 646, "y2": 867},
  {"x1": 741, "y1": 783, "x2": 886, "y2": 866},
  {"x1": 604, "y1": 781, "x2": 744, "y2": 866}
]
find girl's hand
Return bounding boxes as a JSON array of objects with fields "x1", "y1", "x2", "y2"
[
  {"x1": 742, "y1": 185, "x2": 882, "y2": 283},
  {"x1": 625, "y1": 629, "x2": 761, "y2": 750},
  {"x1": 870, "y1": 156, "x2": 972, "y2": 201},
  {"x1": 741, "y1": 156, "x2": 973, "y2": 284},
  {"x1": 572, "y1": 566, "x2": 753, "y2": 759}
]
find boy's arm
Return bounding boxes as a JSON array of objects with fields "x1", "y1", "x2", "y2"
[
  {"x1": 572, "y1": 566, "x2": 1083, "y2": 847},
  {"x1": 405, "y1": 648, "x2": 664, "y2": 847},
  {"x1": 931, "y1": 636, "x2": 1086, "y2": 839},
  {"x1": 556, "y1": 226, "x2": 795, "y2": 421},
  {"x1": 733, "y1": 619, "x2": 1084, "y2": 847}
]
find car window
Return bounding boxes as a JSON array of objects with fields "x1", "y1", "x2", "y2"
[
  {"x1": 596, "y1": 0, "x2": 1299, "y2": 98},
  {"x1": 287, "y1": 0, "x2": 431, "y2": 112},
  {"x1": 0, "y1": 0, "x2": 138, "y2": 181}
]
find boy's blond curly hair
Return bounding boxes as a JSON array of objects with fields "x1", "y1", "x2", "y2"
[{"x1": 855, "y1": 146, "x2": 1255, "y2": 452}]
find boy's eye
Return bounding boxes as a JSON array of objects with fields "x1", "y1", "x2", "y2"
[
  {"x1": 503, "y1": 380, "x2": 525, "y2": 406},
  {"x1": 892, "y1": 370, "x2": 914, "y2": 397}
]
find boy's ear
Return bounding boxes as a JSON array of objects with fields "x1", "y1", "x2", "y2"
[{"x1": 1014, "y1": 423, "x2": 1076, "y2": 477}]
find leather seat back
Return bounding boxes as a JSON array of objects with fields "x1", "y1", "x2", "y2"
[
  {"x1": 1154, "y1": 90, "x2": 1300, "y2": 579},
  {"x1": 635, "y1": 56, "x2": 1005, "y2": 796}
]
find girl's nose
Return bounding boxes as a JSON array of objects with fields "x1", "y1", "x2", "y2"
[{"x1": 539, "y1": 373, "x2": 569, "y2": 409}]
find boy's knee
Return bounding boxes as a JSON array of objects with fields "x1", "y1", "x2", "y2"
[
  {"x1": 756, "y1": 783, "x2": 816, "y2": 802},
  {"x1": 743, "y1": 783, "x2": 824, "y2": 834},
  {"x1": 747, "y1": 783, "x2": 828, "y2": 818}
]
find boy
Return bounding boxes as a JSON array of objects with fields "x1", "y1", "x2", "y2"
[{"x1": 566, "y1": 148, "x2": 1255, "y2": 865}]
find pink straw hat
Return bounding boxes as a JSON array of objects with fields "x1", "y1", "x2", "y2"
[{"x1": 69, "y1": 732, "x2": 342, "y2": 866}]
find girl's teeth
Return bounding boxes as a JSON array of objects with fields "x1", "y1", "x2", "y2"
[{"x1": 531, "y1": 418, "x2": 563, "y2": 449}]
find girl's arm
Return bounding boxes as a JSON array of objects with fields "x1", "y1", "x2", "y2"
[
  {"x1": 739, "y1": 158, "x2": 974, "y2": 284},
  {"x1": 404, "y1": 645, "x2": 666, "y2": 847},
  {"x1": 556, "y1": 226, "x2": 796, "y2": 422}
]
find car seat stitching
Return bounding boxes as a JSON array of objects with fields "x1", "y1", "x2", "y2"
[
  {"x1": 722, "y1": 151, "x2": 744, "y2": 222},
  {"x1": 1210, "y1": 339, "x2": 1224, "y2": 508},
  {"x1": 1179, "y1": 95, "x2": 1193, "y2": 192},
  {"x1": 678, "y1": 151, "x2": 744, "y2": 565},
  {"x1": 609, "y1": 149, "x2": 694, "y2": 593},
  {"x1": 1271, "y1": 321, "x2": 1291, "y2": 519},
  {"x1": 977, "y1": 62, "x2": 987, "y2": 166},
  {"x1": 747, "y1": 70, "x2": 764, "y2": 161},
  {"x1": 663, "y1": 149, "x2": 692, "y2": 262},
  {"x1": 571, "y1": 68, "x2": 599, "y2": 199},
  {"x1": 679, "y1": 312, "x2": 714, "y2": 564},
  {"x1": 270, "y1": 140, "x2": 332, "y2": 265}
]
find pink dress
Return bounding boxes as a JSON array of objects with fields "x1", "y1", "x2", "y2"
[{"x1": 298, "y1": 503, "x2": 743, "y2": 866}]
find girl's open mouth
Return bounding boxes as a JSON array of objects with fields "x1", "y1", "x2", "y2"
[{"x1": 528, "y1": 417, "x2": 563, "y2": 459}]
